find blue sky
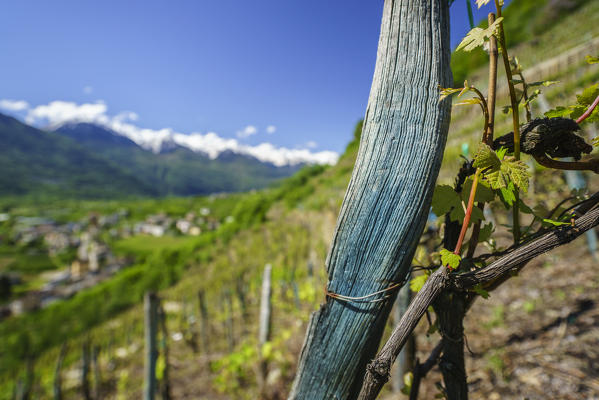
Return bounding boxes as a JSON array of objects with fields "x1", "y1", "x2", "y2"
[{"x1": 0, "y1": 1, "x2": 505, "y2": 160}]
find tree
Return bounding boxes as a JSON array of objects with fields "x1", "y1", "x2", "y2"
[{"x1": 288, "y1": 1, "x2": 452, "y2": 398}]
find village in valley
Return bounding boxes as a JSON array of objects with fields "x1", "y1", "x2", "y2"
[{"x1": 0, "y1": 203, "x2": 227, "y2": 320}]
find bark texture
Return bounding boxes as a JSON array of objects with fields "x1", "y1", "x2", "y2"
[{"x1": 288, "y1": 1, "x2": 452, "y2": 398}]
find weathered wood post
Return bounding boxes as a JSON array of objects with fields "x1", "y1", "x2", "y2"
[
  {"x1": 158, "y1": 304, "x2": 172, "y2": 400},
  {"x1": 144, "y1": 292, "x2": 159, "y2": 400},
  {"x1": 53, "y1": 343, "x2": 67, "y2": 400},
  {"x1": 258, "y1": 263, "x2": 273, "y2": 394},
  {"x1": 197, "y1": 289, "x2": 209, "y2": 353},
  {"x1": 289, "y1": 1, "x2": 451, "y2": 398},
  {"x1": 16, "y1": 358, "x2": 35, "y2": 400},
  {"x1": 81, "y1": 340, "x2": 91, "y2": 400},
  {"x1": 223, "y1": 289, "x2": 234, "y2": 352},
  {"x1": 92, "y1": 345, "x2": 101, "y2": 400}
]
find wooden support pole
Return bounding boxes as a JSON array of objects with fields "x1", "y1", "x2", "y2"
[
  {"x1": 289, "y1": 1, "x2": 451, "y2": 398},
  {"x1": 92, "y1": 345, "x2": 101, "y2": 400},
  {"x1": 223, "y1": 289, "x2": 235, "y2": 352},
  {"x1": 198, "y1": 289, "x2": 209, "y2": 354},
  {"x1": 158, "y1": 305, "x2": 172, "y2": 400},
  {"x1": 144, "y1": 292, "x2": 159, "y2": 400},
  {"x1": 53, "y1": 343, "x2": 67, "y2": 400},
  {"x1": 81, "y1": 340, "x2": 91, "y2": 400},
  {"x1": 258, "y1": 263, "x2": 273, "y2": 394}
]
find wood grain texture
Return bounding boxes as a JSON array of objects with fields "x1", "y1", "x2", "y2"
[{"x1": 288, "y1": 1, "x2": 451, "y2": 398}]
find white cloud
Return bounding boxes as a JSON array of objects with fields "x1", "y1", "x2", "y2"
[
  {"x1": 25, "y1": 100, "x2": 108, "y2": 127},
  {"x1": 305, "y1": 141, "x2": 318, "y2": 149},
  {"x1": 173, "y1": 132, "x2": 337, "y2": 166},
  {"x1": 83, "y1": 86, "x2": 94, "y2": 95},
  {"x1": 266, "y1": 125, "x2": 276, "y2": 134},
  {"x1": 236, "y1": 125, "x2": 257, "y2": 138},
  {"x1": 8, "y1": 99, "x2": 339, "y2": 166},
  {"x1": 0, "y1": 99, "x2": 30, "y2": 112},
  {"x1": 114, "y1": 111, "x2": 139, "y2": 122}
]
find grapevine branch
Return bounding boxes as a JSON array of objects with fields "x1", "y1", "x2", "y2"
[
  {"x1": 494, "y1": 0, "x2": 521, "y2": 242},
  {"x1": 408, "y1": 341, "x2": 444, "y2": 400},
  {"x1": 357, "y1": 195, "x2": 599, "y2": 400}
]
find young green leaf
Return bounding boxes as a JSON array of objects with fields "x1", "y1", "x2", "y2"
[
  {"x1": 431, "y1": 185, "x2": 461, "y2": 216},
  {"x1": 458, "y1": 82, "x2": 470, "y2": 97},
  {"x1": 478, "y1": 222, "x2": 495, "y2": 242},
  {"x1": 495, "y1": 146, "x2": 508, "y2": 160},
  {"x1": 454, "y1": 98, "x2": 482, "y2": 107},
  {"x1": 456, "y1": 17, "x2": 503, "y2": 52},
  {"x1": 440, "y1": 248, "x2": 461, "y2": 270},
  {"x1": 474, "y1": 145, "x2": 530, "y2": 192},
  {"x1": 502, "y1": 157, "x2": 530, "y2": 193},
  {"x1": 461, "y1": 178, "x2": 495, "y2": 203},
  {"x1": 498, "y1": 183, "x2": 516, "y2": 208},
  {"x1": 544, "y1": 106, "x2": 573, "y2": 118},
  {"x1": 586, "y1": 55, "x2": 599, "y2": 64},
  {"x1": 473, "y1": 144, "x2": 501, "y2": 171},
  {"x1": 523, "y1": 89, "x2": 541, "y2": 107},
  {"x1": 439, "y1": 86, "x2": 462, "y2": 101},
  {"x1": 410, "y1": 274, "x2": 429, "y2": 293},
  {"x1": 527, "y1": 80, "x2": 560, "y2": 88},
  {"x1": 576, "y1": 84, "x2": 599, "y2": 106},
  {"x1": 473, "y1": 284, "x2": 490, "y2": 299},
  {"x1": 475, "y1": 0, "x2": 491, "y2": 8},
  {"x1": 542, "y1": 218, "x2": 571, "y2": 227}
]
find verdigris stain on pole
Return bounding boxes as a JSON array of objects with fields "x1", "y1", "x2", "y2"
[{"x1": 289, "y1": 1, "x2": 451, "y2": 398}]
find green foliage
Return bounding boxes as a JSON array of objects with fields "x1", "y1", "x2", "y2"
[
  {"x1": 478, "y1": 222, "x2": 494, "y2": 242},
  {"x1": 545, "y1": 83, "x2": 599, "y2": 123},
  {"x1": 473, "y1": 284, "x2": 490, "y2": 299},
  {"x1": 431, "y1": 181, "x2": 488, "y2": 224},
  {"x1": 440, "y1": 248, "x2": 461, "y2": 270},
  {"x1": 473, "y1": 145, "x2": 530, "y2": 192},
  {"x1": 400, "y1": 372, "x2": 414, "y2": 395},
  {"x1": 587, "y1": 55, "x2": 599, "y2": 64},
  {"x1": 410, "y1": 274, "x2": 429, "y2": 293},
  {"x1": 542, "y1": 218, "x2": 571, "y2": 227},
  {"x1": 212, "y1": 342, "x2": 257, "y2": 396},
  {"x1": 456, "y1": 17, "x2": 503, "y2": 52},
  {"x1": 451, "y1": 0, "x2": 595, "y2": 83}
]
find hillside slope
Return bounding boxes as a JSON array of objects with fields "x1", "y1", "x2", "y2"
[
  {"x1": 0, "y1": 114, "x2": 156, "y2": 199},
  {"x1": 2, "y1": 0, "x2": 599, "y2": 398},
  {"x1": 54, "y1": 123, "x2": 302, "y2": 196}
]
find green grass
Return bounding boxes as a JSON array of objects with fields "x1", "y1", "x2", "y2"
[{"x1": 113, "y1": 235, "x2": 200, "y2": 258}]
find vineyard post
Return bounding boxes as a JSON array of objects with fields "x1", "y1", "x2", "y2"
[
  {"x1": 158, "y1": 304, "x2": 172, "y2": 400},
  {"x1": 289, "y1": 0, "x2": 452, "y2": 398},
  {"x1": 81, "y1": 340, "x2": 91, "y2": 400},
  {"x1": 258, "y1": 263, "x2": 273, "y2": 394},
  {"x1": 92, "y1": 345, "x2": 101, "y2": 400},
  {"x1": 197, "y1": 289, "x2": 209, "y2": 354},
  {"x1": 53, "y1": 343, "x2": 67, "y2": 400},
  {"x1": 144, "y1": 292, "x2": 159, "y2": 400},
  {"x1": 223, "y1": 289, "x2": 234, "y2": 352}
]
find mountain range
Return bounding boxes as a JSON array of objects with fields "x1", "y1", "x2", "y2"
[{"x1": 0, "y1": 114, "x2": 304, "y2": 199}]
